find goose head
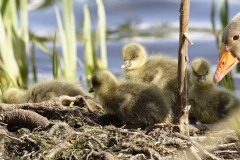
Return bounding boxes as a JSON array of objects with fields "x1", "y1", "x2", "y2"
[
  {"x1": 213, "y1": 12, "x2": 240, "y2": 84},
  {"x1": 121, "y1": 43, "x2": 147, "y2": 70}
]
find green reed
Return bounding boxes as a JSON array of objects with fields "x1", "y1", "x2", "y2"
[
  {"x1": 0, "y1": 0, "x2": 108, "y2": 96},
  {"x1": 54, "y1": 0, "x2": 76, "y2": 80},
  {"x1": 83, "y1": 0, "x2": 108, "y2": 87},
  {"x1": 0, "y1": 0, "x2": 29, "y2": 89}
]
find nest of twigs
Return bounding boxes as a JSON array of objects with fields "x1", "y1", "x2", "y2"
[{"x1": 0, "y1": 95, "x2": 239, "y2": 159}]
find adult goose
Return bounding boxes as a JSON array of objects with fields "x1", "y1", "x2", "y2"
[{"x1": 214, "y1": 12, "x2": 240, "y2": 84}]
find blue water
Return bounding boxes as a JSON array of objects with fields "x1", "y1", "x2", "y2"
[{"x1": 27, "y1": 0, "x2": 240, "y2": 95}]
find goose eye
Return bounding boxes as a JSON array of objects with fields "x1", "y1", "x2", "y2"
[
  {"x1": 231, "y1": 52, "x2": 237, "y2": 58},
  {"x1": 233, "y1": 35, "x2": 239, "y2": 41},
  {"x1": 206, "y1": 70, "x2": 208, "y2": 75}
]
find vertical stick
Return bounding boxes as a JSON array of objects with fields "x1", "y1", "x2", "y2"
[{"x1": 174, "y1": 0, "x2": 191, "y2": 135}]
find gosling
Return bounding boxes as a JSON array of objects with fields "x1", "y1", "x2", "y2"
[
  {"x1": 89, "y1": 70, "x2": 173, "y2": 127},
  {"x1": 188, "y1": 57, "x2": 240, "y2": 124},
  {"x1": 121, "y1": 42, "x2": 192, "y2": 108},
  {"x1": 3, "y1": 79, "x2": 91, "y2": 104}
]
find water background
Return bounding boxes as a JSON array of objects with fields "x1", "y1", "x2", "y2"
[{"x1": 27, "y1": 0, "x2": 240, "y2": 95}]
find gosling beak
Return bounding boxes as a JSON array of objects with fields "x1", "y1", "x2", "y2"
[
  {"x1": 121, "y1": 60, "x2": 131, "y2": 69},
  {"x1": 89, "y1": 88, "x2": 94, "y2": 93},
  {"x1": 198, "y1": 75, "x2": 206, "y2": 84},
  {"x1": 213, "y1": 47, "x2": 239, "y2": 84}
]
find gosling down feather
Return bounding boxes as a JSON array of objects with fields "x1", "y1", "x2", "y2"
[
  {"x1": 3, "y1": 79, "x2": 91, "y2": 104},
  {"x1": 121, "y1": 42, "x2": 192, "y2": 108},
  {"x1": 89, "y1": 70, "x2": 173, "y2": 127},
  {"x1": 189, "y1": 57, "x2": 240, "y2": 124}
]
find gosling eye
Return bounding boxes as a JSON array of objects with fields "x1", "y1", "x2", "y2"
[
  {"x1": 233, "y1": 34, "x2": 239, "y2": 41},
  {"x1": 193, "y1": 70, "x2": 198, "y2": 76},
  {"x1": 131, "y1": 55, "x2": 137, "y2": 60},
  {"x1": 206, "y1": 70, "x2": 208, "y2": 75}
]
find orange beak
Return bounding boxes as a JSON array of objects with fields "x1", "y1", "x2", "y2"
[{"x1": 213, "y1": 48, "x2": 239, "y2": 84}]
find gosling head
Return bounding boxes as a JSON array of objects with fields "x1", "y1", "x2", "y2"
[
  {"x1": 191, "y1": 57, "x2": 212, "y2": 86},
  {"x1": 2, "y1": 88, "x2": 26, "y2": 104},
  {"x1": 121, "y1": 42, "x2": 147, "y2": 70},
  {"x1": 89, "y1": 70, "x2": 118, "y2": 95}
]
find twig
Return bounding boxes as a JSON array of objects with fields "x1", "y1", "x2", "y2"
[
  {"x1": 20, "y1": 151, "x2": 36, "y2": 160},
  {"x1": 86, "y1": 148, "x2": 94, "y2": 160},
  {"x1": 183, "y1": 33, "x2": 194, "y2": 45},
  {"x1": 25, "y1": 137, "x2": 37, "y2": 145},
  {"x1": 0, "y1": 132, "x2": 22, "y2": 142},
  {"x1": 46, "y1": 141, "x2": 72, "y2": 158},
  {"x1": 218, "y1": 143, "x2": 237, "y2": 149},
  {"x1": 0, "y1": 95, "x2": 103, "y2": 114},
  {"x1": 214, "y1": 150, "x2": 238, "y2": 154},
  {"x1": 69, "y1": 150, "x2": 78, "y2": 160},
  {"x1": 122, "y1": 142, "x2": 162, "y2": 159},
  {"x1": 0, "y1": 122, "x2": 7, "y2": 126},
  {"x1": 85, "y1": 148, "x2": 115, "y2": 160},
  {"x1": 89, "y1": 135, "x2": 106, "y2": 148}
]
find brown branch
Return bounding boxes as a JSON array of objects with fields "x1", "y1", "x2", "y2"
[
  {"x1": 81, "y1": 96, "x2": 103, "y2": 113},
  {"x1": 214, "y1": 150, "x2": 238, "y2": 154},
  {"x1": 0, "y1": 132, "x2": 22, "y2": 142},
  {"x1": 218, "y1": 143, "x2": 237, "y2": 149},
  {"x1": 174, "y1": 0, "x2": 191, "y2": 136},
  {"x1": 122, "y1": 142, "x2": 162, "y2": 159},
  {"x1": 0, "y1": 95, "x2": 103, "y2": 115},
  {"x1": 183, "y1": 33, "x2": 194, "y2": 45},
  {"x1": 0, "y1": 122, "x2": 7, "y2": 126},
  {"x1": 46, "y1": 141, "x2": 72, "y2": 158},
  {"x1": 86, "y1": 149, "x2": 115, "y2": 160},
  {"x1": 4, "y1": 109, "x2": 50, "y2": 130},
  {"x1": 24, "y1": 137, "x2": 38, "y2": 145}
]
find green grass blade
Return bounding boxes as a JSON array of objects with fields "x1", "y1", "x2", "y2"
[
  {"x1": 19, "y1": 0, "x2": 29, "y2": 84},
  {"x1": 31, "y1": 43, "x2": 37, "y2": 83},
  {"x1": 0, "y1": 7, "x2": 20, "y2": 87},
  {"x1": 62, "y1": 0, "x2": 76, "y2": 80},
  {"x1": 32, "y1": 35, "x2": 53, "y2": 56},
  {"x1": 54, "y1": 1, "x2": 76, "y2": 80},
  {"x1": 83, "y1": 4, "x2": 95, "y2": 86},
  {"x1": 0, "y1": 0, "x2": 29, "y2": 86},
  {"x1": 54, "y1": 1, "x2": 67, "y2": 74},
  {"x1": 219, "y1": 0, "x2": 228, "y2": 30},
  {"x1": 96, "y1": 0, "x2": 107, "y2": 69},
  {"x1": 52, "y1": 32, "x2": 59, "y2": 79},
  {"x1": 62, "y1": 0, "x2": 76, "y2": 71}
]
